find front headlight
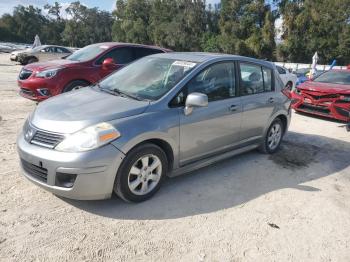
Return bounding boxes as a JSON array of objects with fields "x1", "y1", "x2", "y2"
[
  {"x1": 55, "y1": 122, "x2": 120, "y2": 152},
  {"x1": 36, "y1": 68, "x2": 61, "y2": 78}
]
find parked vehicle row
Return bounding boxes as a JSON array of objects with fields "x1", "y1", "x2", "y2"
[{"x1": 17, "y1": 51, "x2": 291, "y2": 202}]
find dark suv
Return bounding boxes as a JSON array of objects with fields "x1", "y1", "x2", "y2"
[{"x1": 17, "y1": 42, "x2": 171, "y2": 101}]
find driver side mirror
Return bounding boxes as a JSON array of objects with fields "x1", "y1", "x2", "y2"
[
  {"x1": 102, "y1": 58, "x2": 116, "y2": 70},
  {"x1": 184, "y1": 92, "x2": 208, "y2": 116}
]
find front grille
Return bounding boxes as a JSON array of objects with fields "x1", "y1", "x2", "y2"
[
  {"x1": 31, "y1": 130, "x2": 65, "y2": 149},
  {"x1": 19, "y1": 69, "x2": 32, "y2": 80},
  {"x1": 299, "y1": 104, "x2": 330, "y2": 115},
  {"x1": 301, "y1": 91, "x2": 339, "y2": 101},
  {"x1": 21, "y1": 159, "x2": 48, "y2": 182}
]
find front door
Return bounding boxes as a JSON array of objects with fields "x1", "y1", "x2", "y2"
[
  {"x1": 178, "y1": 62, "x2": 242, "y2": 166},
  {"x1": 95, "y1": 47, "x2": 134, "y2": 78}
]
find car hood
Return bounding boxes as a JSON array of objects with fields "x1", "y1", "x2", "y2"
[
  {"x1": 12, "y1": 48, "x2": 32, "y2": 55},
  {"x1": 24, "y1": 59, "x2": 80, "y2": 71},
  {"x1": 31, "y1": 87, "x2": 150, "y2": 134},
  {"x1": 298, "y1": 81, "x2": 350, "y2": 95}
]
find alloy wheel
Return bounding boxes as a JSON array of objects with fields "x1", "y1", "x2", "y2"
[
  {"x1": 267, "y1": 123, "x2": 282, "y2": 150},
  {"x1": 127, "y1": 154, "x2": 162, "y2": 196}
]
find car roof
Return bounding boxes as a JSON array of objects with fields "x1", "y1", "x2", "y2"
[
  {"x1": 150, "y1": 52, "x2": 274, "y2": 68},
  {"x1": 87, "y1": 42, "x2": 170, "y2": 52}
]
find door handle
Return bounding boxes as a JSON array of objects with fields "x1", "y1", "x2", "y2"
[
  {"x1": 229, "y1": 105, "x2": 238, "y2": 112},
  {"x1": 268, "y1": 97, "x2": 274, "y2": 103}
]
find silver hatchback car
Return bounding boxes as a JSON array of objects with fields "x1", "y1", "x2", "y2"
[{"x1": 17, "y1": 53, "x2": 291, "y2": 202}]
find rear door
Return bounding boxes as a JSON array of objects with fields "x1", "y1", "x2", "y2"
[
  {"x1": 276, "y1": 66, "x2": 287, "y2": 85},
  {"x1": 177, "y1": 61, "x2": 242, "y2": 165},
  {"x1": 239, "y1": 62, "x2": 277, "y2": 140}
]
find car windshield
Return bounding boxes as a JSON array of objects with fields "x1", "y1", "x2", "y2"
[
  {"x1": 99, "y1": 57, "x2": 197, "y2": 101},
  {"x1": 31, "y1": 46, "x2": 45, "y2": 52},
  {"x1": 66, "y1": 45, "x2": 109, "y2": 62},
  {"x1": 313, "y1": 70, "x2": 350, "y2": 85}
]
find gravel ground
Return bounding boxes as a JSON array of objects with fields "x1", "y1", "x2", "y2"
[{"x1": 0, "y1": 53, "x2": 350, "y2": 262}]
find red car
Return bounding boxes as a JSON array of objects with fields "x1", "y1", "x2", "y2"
[
  {"x1": 291, "y1": 68, "x2": 350, "y2": 122},
  {"x1": 18, "y1": 43, "x2": 171, "y2": 101}
]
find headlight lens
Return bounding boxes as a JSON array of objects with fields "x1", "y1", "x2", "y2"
[
  {"x1": 55, "y1": 122, "x2": 120, "y2": 152},
  {"x1": 36, "y1": 68, "x2": 61, "y2": 78}
]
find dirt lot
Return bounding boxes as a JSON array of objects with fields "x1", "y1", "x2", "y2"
[{"x1": 0, "y1": 53, "x2": 350, "y2": 262}]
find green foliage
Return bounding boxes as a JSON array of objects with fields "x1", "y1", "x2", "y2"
[
  {"x1": 0, "y1": 0, "x2": 349, "y2": 65},
  {"x1": 278, "y1": 0, "x2": 350, "y2": 64}
]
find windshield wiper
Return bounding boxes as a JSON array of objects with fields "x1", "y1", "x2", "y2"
[{"x1": 111, "y1": 88, "x2": 144, "y2": 101}]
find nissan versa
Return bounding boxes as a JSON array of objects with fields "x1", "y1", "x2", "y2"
[{"x1": 17, "y1": 53, "x2": 291, "y2": 202}]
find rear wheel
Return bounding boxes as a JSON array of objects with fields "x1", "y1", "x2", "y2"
[
  {"x1": 63, "y1": 80, "x2": 89, "y2": 93},
  {"x1": 114, "y1": 143, "x2": 168, "y2": 202},
  {"x1": 259, "y1": 118, "x2": 284, "y2": 154}
]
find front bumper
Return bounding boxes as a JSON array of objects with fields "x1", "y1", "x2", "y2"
[
  {"x1": 18, "y1": 77, "x2": 60, "y2": 102},
  {"x1": 291, "y1": 92, "x2": 350, "y2": 122},
  {"x1": 17, "y1": 133, "x2": 125, "y2": 200}
]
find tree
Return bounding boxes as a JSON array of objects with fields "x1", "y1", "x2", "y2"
[
  {"x1": 218, "y1": 0, "x2": 276, "y2": 60},
  {"x1": 62, "y1": 2, "x2": 113, "y2": 47},
  {"x1": 112, "y1": 0, "x2": 151, "y2": 44},
  {"x1": 278, "y1": 0, "x2": 350, "y2": 64}
]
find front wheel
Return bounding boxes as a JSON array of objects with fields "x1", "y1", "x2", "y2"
[
  {"x1": 114, "y1": 144, "x2": 168, "y2": 202},
  {"x1": 63, "y1": 80, "x2": 89, "y2": 93},
  {"x1": 259, "y1": 118, "x2": 284, "y2": 154}
]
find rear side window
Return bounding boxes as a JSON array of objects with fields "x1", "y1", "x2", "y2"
[
  {"x1": 134, "y1": 47, "x2": 163, "y2": 59},
  {"x1": 239, "y1": 63, "x2": 274, "y2": 95},
  {"x1": 96, "y1": 47, "x2": 134, "y2": 65},
  {"x1": 56, "y1": 47, "x2": 71, "y2": 53},
  {"x1": 262, "y1": 67, "x2": 273, "y2": 92},
  {"x1": 239, "y1": 63, "x2": 264, "y2": 95}
]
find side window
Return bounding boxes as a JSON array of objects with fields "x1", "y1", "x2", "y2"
[
  {"x1": 186, "y1": 62, "x2": 236, "y2": 102},
  {"x1": 239, "y1": 63, "x2": 264, "y2": 95},
  {"x1": 56, "y1": 47, "x2": 69, "y2": 53},
  {"x1": 134, "y1": 48, "x2": 163, "y2": 59},
  {"x1": 262, "y1": 67, "x2": 273, "y2": 92},
  {"x1": 277, "y1": 66, "x2": 286, "y2": 74},
  {"x1": 96, "y1": 47, "x2": 135, "y2": 65}
]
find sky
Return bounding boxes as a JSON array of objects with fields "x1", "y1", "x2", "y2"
[{"x1": 0, "y1": 0, "x2": 221, "y2": 16}]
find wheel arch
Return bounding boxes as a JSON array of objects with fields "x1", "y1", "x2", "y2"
[
  {"x1": 125, "y1": 138, "x2": 175, "y2": 172},
  {"x1": 62, "y1": 79, "x2": 92, "y2": 93}
]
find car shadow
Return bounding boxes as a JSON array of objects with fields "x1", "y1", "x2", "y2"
[{"x1": 64, "y1": 131, "x2": 350, "y2": 220}]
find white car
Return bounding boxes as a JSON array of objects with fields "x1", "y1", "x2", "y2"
[{"x1": 276, "y1": 65, "x2": 297, "y2": 90}]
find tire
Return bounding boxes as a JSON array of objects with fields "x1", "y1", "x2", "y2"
[
  {"x1": 27, "y1": 57, "x2": 38, "y2": 64},
  {"x1": 114, "y1": 143, "x2": 168, "y2": 202},
  {"x1": 259, "y1": 118, "x2": 284, "y2": 154},
  {"x1": 62, "y1": 80, "x2": 89, "y2": 93}
]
